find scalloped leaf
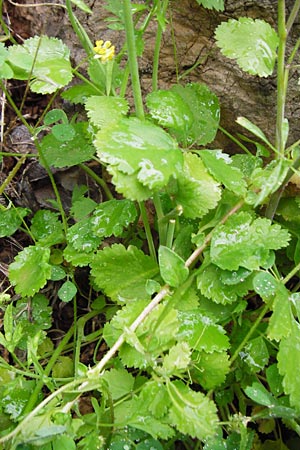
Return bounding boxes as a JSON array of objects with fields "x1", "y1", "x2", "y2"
[
  {"x1": 170, "y1": 152, "x2": 221, "y2": 219},
  {"x1": 0, "y1": 207, "x2": 30, "y2": 238},
  {"x1": 177, "y1": 311, "x2": 229, "y2": 352},
  {"x1": 7, "y1": 36, "x2": 73, "y2": 93},
  {"x1": 199, "y1": 150, "x2": 247, "y2": 196},
  {"x1": 158, "y1": 246, "x2": 189, "y2": 287},
  {"x1": 85, "y1": 95, "x2": 129, "y2": 128},
  {"x1": 94, "y1": 117, "x2": 183, "y2": 200},
  {"x1": 278, "y1": 320, "x2": 300, "y2": 412},
  {"x1": 197, "y1": 264, "x2": 252, "y2": 304},
  {"x1": 41, "y1": 122, "x2": 95, "y2": 167},
  {"x1": 246, "y1": 159, "x2": 290, "y2": 207},
  {"x1": 90, "y1": 244, "x2": 158, "y2": 303},
  {"x1": 267, "y1": 285, "x2": 294, "y2": 341},
  {"x1": 167, "y1": 380, "x2": 218, "y2": 440},
  {"x1": 195, "y1": 0, "x2": 224, "y2": 10},
  {"x1": 191, "y1": 351, "x2": 230, "y2": 389},
  {"x1": 0, "y1": 43, "x2": 14, "y2": 78},
  {"x1": 91, "y1": 199, "x2": 138, "y2": 237},
  {"x1": 210, "y1": 212, "x2": 290, "y2": 271},
  {"x1": 170, "y1": 83, "x2": 220, "y2": 145},
  {"x1": 67, "y1": 218, "x2": 102, "y2": 253},
  {"x1": 30, "y1": 210, "x2": 65, "y2": 246},
  {"x1": 215, "y1": 18, "x2": 278, "y2": 77},
  {"x1": 9, "y1": 246, "x2": 52, "y2": 297}
]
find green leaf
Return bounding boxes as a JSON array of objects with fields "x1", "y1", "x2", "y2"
[
  {"x1": 171, "y1": 152, "x2": 221, "y2": 219},
  {"x1": 177, "y1": 311, "x2": 229, "y2": 352},
  {"x1": 63, "y1": 242, "x2": 94, "y2": 267},
  {"x1": 62, "y1": 82, "x2": 103, "y2": 104},
  {"x1": 90, "y1": 244, "x2": 158, "y2": 303},
  {"x1": 242, "y1": 336, "x2": 269, "y2": 372},
  {"x1": 167, "y1": 380, "x2": 218, "y2": 440},
  {"x1": 44, "y1": 108, "x2": 69, "y2": 125},
  {"x1": 199, "y1": 150, "x2": 247, "y2": 196},
  {"x1": 31, "y1": 210, "x2": 65, "y2": 246},
  {"x1": 104, "y1": 300, "x2": 178, "y2": 368},
  {"x1": 191, "y1": 351, "x2": 230, "y2": 389},
  {"x1": 58, "y1": 281, "x2": 77, "y2": 302},
  {"x1": 210, "y1": 212, "x2": 290, "y2": 271},
  {"x1": 197, "y1": 264, "x2": 252, "y2": 304},
  {"x1": 215, "y1": 18, "x2": 278, "y2": 77},
  {"x1": 162, "y1": 342, "x2": 191, "y2": 376},
  {"x1": 0, "y1": 207, "x2": 29, "y2": 237},
  {"x1": 267, "y1": 285, "x2": 293, "y2": 341},
  {"x1": 14, "y1": 294, "x2": 52, "y2": 350},
  {"x1": 196, "y1": 0, "x2": 224, "y2": 10},
  {"x1": 41, "y1": 122, "x2": 95, "y2": 168},
  {"x1": 52, "y1": 356, "x2": 74, "y2": 378},
  {"x1": 246, "y1": 159, "x2": 290, "y2": 207},
  {"x1": 91, "y1": 199, "x2": 138, "y2": 237},
  {"x1": 236, "y1": 117, "x2": 274, "y2": 149},
  {"x1": 158, "y1": 246, "x2": 189, "y2": 287},
  {"x1": 7, "y1": 36, "x2": 73, "y2": 93},
  {"x1": 94, "y1": 117, "x2": 183, "y2": 200},
  {"x1": 85, "y1": 95, "x2": 129, "y2": 128},
  {"x1": 103, "y1": 368, "x2": 134, "y2": 400},
  {"x1": 52, "y1": 123, "x2": 76, "y2": 142},
  {"x1": 244, "y1": 381, "x2": 276, "y2": 407},
  {"x1": 9, "y1": 246, "x2": 52, "y2": 296},
  {"x1": 146, "y1": 90, "x2": 194, "y2": 140},
  {"x1": 2, "y1": 379, "x2": 37, "y2": 419},
  {"x1": 0, "y1": 43, "x2": 14, "y2": 78},
  {"x1": 170, "y1": 83, "x2": 220, "y2": 145},
  {"x1": 67, "y1": 218, "x2": 102, "y2": 253},
  {"x1": 278, "y1": 320, "x2": 300, "y2": 412},
  {"x1": 71, "y1": 0, "x2": 92, "y2": 13},
  {"x1": 252, "y1": 271, "x2": 279, "y2": 299}
]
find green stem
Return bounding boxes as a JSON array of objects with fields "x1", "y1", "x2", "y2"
[
  {"x1": 218, "y1": 126, "x2": 252, "y2": 156},
  {"x1": 166, "y1": 219, "x2": 176, "y2": 248},
  {"x1": 230, "y1": 301, "x2": 272, "y2": 365},
  {"x1": 0, "y1": 155, "x2": 26, "y2": 198},
  {"x1": 286, "y1": 0, "x2": 300, "y2": 34},
  {"x1": 79, "y1": 163, "x2": 113, "y2": 200},
  {"x1": 139, "y1": 201, "x2": 157, "y2": 262},
  {"x1": 1, "y1": 81, "x2": 68, "y2": 233},
  {"x1": 152, "y1": 0, "x2": 169, "y2": 91},
  {"x1": 265, "y1": 153, "x2": 300, "y2": 219},
  {"x1": 22, "y1": 325, "x2": 75, "y2": 416},
  {"x1": 122, "y1": 0, "x2": 145, "y2": 120},
  {"x1": 282, "y1": 260, "x2": 300, "y2": 285},
  {"x1": 153, "y1": 192, "x2": 167, "y2": 246},
  {"x1": 276, "y1": 0, "x2": 288, "y2": 157},
  {"x1": 65, "y1": 0, "x2": 94, "y2": 56}
]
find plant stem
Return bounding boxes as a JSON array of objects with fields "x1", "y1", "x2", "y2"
[
  {"x1": 79, "y1": 163, "x2": 113, "y2": 200},
  {"x1": 185, "y1": 199, "x2": 244, "y2": 268},
  {"x1": 265, "y1": 154, "x2": 300, "y2": 219},
  {"x1": 139, "y1": 201, "x2": 157, "y2": 262},
  {"x1": 230, "y1": 301, "x2": 272, "y2": 365},
  {"x1": 153, "y1": 191, "x2": 167, "y2": 246},
  {"x1": 152, "y1": 0, "x2": 169, "y2": 91},
  {"x1": 286, "y1": 0, "x2": 300, "y2": 34},
  {"x1": 122, "y1": 0, "x2": 145, "y2": 120},
  {"x1": 22, "y1": 325, "x2": 75, "y2": 416},
  {"x1": 65, "y1": 0, "x2": 94, "y2": 56},
  {"x1": 276, "y1": 0, "x2": 287, "y2": 157}
]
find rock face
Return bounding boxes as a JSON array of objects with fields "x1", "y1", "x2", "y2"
[{"x1": 6, "y1": 0, "x2": 300, "y2": 150}]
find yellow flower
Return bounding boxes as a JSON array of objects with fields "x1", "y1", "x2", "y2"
[{"x1": 93, "y1": 40, "x2": 115, "y2": 62}]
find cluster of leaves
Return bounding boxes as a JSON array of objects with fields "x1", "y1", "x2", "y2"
[{"x1": 1, "y1": 0, "x2": 300, "y2": 449}]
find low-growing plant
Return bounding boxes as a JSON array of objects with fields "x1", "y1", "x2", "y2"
[{"x1": 1, "y1": 0, "x2": 300, "y2": 448}]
